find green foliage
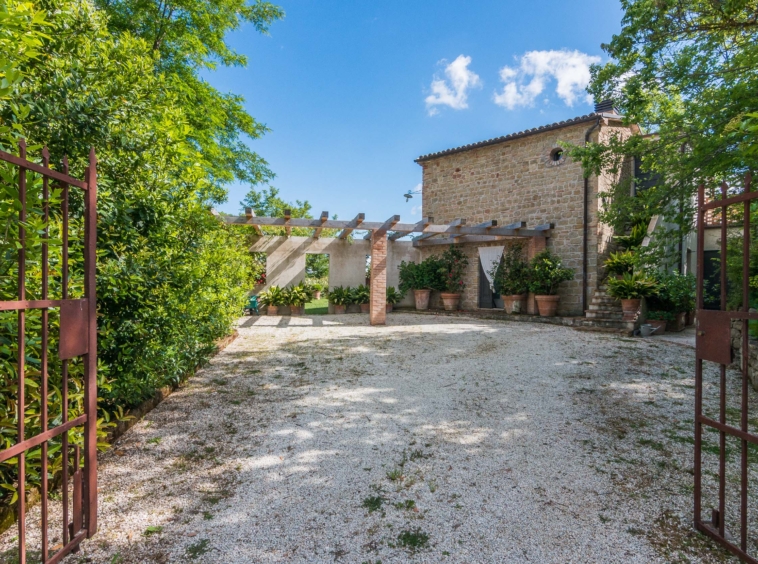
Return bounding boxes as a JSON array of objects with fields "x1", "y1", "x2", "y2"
[
  {"x1": 437, "y1": 245, "x2": 469, "y2": 293},
  {"x1": 0, "y1": 0, "x2": 274, "y2": 507},
  {"x1": 647, "y1": 310, "x2": 676, "y2": 322},
  {"x1": 528, "y1": 250, "x2": 574, "y2": 296},
  {"x1": 607, "y1": 273, "x2": 658, "y2": 300},
  {"x1": 566, "y1": 0, "x2": 758, "y2": 258},
  {"x1": 258, "y1": 285, "x2": 285, "y2": 307},
  {"x1": 352, "y1": 284, "x2": 370, "y2": 305},
  {"x1": 647, "y1": 271, "x2": 696, "y2": 312},
  {"x1": 614, "y1": 222, "x2": 649, "y2": 251},
  {"x1": 283, "y1": 284, "x2": 309, "y2": 307},
  {"x1": 306, "y1": 253, "x2": 329, "y2": 279},
  {"x1": 491, "y1": 243, "x2": 529, "y2": 295},
  {"x1": 305, "y1": 277, "x2": 327, "y2": 292},
  {"x1": 398, "y1": 256, "x2": 445, "y2": 292},
  {"x1": 326, "y1": 285, "x2": 351, "y2": 306},
  {"x1": 604, "y1": 250, "x2": 636, "y2": 276},
  {"x1": 386, "y1": 286, "x2": 404, "y2": 305}
]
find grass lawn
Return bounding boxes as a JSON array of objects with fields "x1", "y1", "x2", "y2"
[{"x1": 305, "y1": 298, "x2": 329, "y2": 315}]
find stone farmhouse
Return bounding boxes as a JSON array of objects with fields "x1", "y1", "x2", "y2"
[{"x1": 415, "y1": 101, "x2": 638, "y2": 317}]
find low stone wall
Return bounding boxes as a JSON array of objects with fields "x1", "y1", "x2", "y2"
[{"x1": 730, "y1": 319, "x2": 758, "y2": 390}]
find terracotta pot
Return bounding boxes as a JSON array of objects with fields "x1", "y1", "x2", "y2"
[
  {"x1": 620, "y1": 298, "x2": 641, "y2": 321},
  {"x1": 267, "y1": 305, "x2": 279, "y2": 316},
  {"x1": 686, "y1": 310, "x2": 696, "y2": 326},
  {"x1": 314, "y1": 291, "x2": 322, "y2": 300},
  {"x1": 360, "y1": 303, "x2": 370, "y2": 313},
  {"x1": 647, "y1": 319, "x2": 667, "y2": 334},
  {"x1": 670, "y1": 312, "x2": 686, "y2": 332},
  {"x1": 440, "y1": 292, "x2": 461, "y2": 311},
  {"x1": 413, "y1": 289, "x2": 431, "y2": 311},
  {"x1": 386, "y1": 303, "x2": 393, "y2": 313},
  {"x1": 290, "y1": 305, "x2": 304, "y2": 316},
  {"x1": 347, "y1": 304, "x2": 361, "y2": 313},
  {"x1": 503, "y1": 294, "x2": 527, "y2": 314},
  {"x1": 333, "y1": 304, "x2": 346, "y2": 315},
  {"x1": 535, "y1": 295, "x2": 560, "y2": 317}
]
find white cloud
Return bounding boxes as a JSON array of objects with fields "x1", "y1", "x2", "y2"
[
  {"x1": 494, "y1": 50, "x2": 600, "y2": 110},
  {"x1": 425, "y1": 55, "x2": 481, "y2": 116}
]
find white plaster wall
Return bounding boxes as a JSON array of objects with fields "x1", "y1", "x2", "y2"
[{"x1": 248, "y1": 236, "x2": 419, "y2": 308}]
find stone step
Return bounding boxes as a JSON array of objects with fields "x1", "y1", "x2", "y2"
[
  {"x1": 585, "y1": 311, "x2": 624, "y2": 321},
  {"x1": 586, "y1": 307, "x2": 624, "y2": 316},
  {"x1": 590, "y1": 298, "x2": 621, "y2": 307}
]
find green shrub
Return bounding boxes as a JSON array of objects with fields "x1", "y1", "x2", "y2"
[
  {"x1": 528, "y1": 250, "x2": 574, "y2": 295},
  {"x1": 327, "y1": 286, "x2": 351, "y2": 306},
  {"x1": 647, "y1": 310, "x2": 676, "y2": 322},
  {"x1": 386, "y1": 286, "x2": 405, "y2": 305},
  {"x1": 352, "y1": 284, "x2": 371, "y2": 305},
  {"x1": 283, "y1": 284, "x2": 310, "y2": 306},
  {"x1": 492, "y1": 243, "x2": 529, "y2": 295},
  {"x1": 398, "y1": 256, "x2": 445, "y2": 292},
  {"x1": 438, "y1": 245, "x2": 469, "y2": 293},
  {"x1": 647, "y1": 271, "x2": 696, "y2": 312},
  {"x1": 607, "y1": 273, "x2": 658, "y2": 300},
  {"x1": 258, "y1": 285, "x2": 286, "y2": 307},
  {"x1": 604, "y1": 250, "x2": 636, "y2": 276}
]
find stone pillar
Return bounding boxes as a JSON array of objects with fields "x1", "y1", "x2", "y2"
[
  {"x1": 526, "y1": 236, "x2": 547, "y2": 315},
  {"x1": 370, "y1": 232, "x2": 387, "y2": 325}
]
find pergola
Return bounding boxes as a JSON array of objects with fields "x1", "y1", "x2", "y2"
[{"x1": 222, "y1": 209, "x2": 552, "y2": 325}]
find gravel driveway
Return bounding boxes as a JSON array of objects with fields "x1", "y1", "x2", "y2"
[{"x1": 2, "y1": 313, "x2": 752, "y2": 563}]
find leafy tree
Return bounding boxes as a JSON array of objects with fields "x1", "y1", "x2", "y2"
[
  {"x1": 95, "y1": 0, "x2": 285, "y2": 198},
  {"x1": 0, "y1": 0, "x2": 270, "y2": 507},
  {"x1": 567, "y1": 0, "x2": 758, "y2": 260},
  {"x1": 242, "y1": 185, "x2": 312, "y2": 219}
]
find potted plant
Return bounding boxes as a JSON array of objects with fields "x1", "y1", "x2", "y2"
[
  {"x1": 327, "y1": 286, "x2": 351, "y2": 314},
  {"x1": 491, "y1": 243, "x2": 530, "y2": 313},
  {"x1": 398, "y1": 257, "x2": 443, "y2": 311},
  {"x1": 309, "y1": 280, "x2": 324, "y2": 300},
  {"x1": 648, "y1": 272, "x2": 695, "y2": 332},
  {"x1": 528, "y1": 250, "x2": 574, "y2": 317},
  {"x1": 646, "y1": 310, "x2": 675, "y2": 334},
  {"x1": 258, "y1": 285, "x2": 285, "y2": 315},
  {"x1": 386, "y1": 286, "x2": 404, "y2": 313},
  {"x1": 437, "y1": 245, "x2": 469, "y2": 311},
  {"x1": 604, "y1": 250, "x2": 636, "y2": 279},
  {"x1": 606, "y1": 273, "x2": 658, "y2": 321},
  {"x1": 285, "y1": 284, "x2": 310, "y2": 316},
  {"x1": 353, "y1": 284, "x2": 371, "y2": 313}
]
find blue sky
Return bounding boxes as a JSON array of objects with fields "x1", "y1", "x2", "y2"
[{"x1": 210, "y1": 0, "x2": 623, "y2": 222}]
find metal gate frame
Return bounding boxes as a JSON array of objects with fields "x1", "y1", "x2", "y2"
[
  {"x1": 0, "y1": 140, "x2": 97, "y2": 563},
  {"x1": 695, "y1": 172, "x2": 756, "y2": 562}
]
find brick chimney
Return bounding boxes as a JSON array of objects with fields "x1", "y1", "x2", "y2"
[{"x1": 594, "y1": 100, "x2": 617, "y2": 114}]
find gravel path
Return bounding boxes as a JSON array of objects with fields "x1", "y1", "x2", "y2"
[{"x1": 1, "y1": 313, "x2": 752, "y2": 563}]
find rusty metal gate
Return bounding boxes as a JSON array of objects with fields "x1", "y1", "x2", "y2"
[
  {"x1": 695, "y1": 173, "x2": 757, "y2": 561},
  {"x1": 0, "y1": 140, "x2": 97, "y2": 563}
]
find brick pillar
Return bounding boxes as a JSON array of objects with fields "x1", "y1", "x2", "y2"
[
  {"x1": 370, "y1": 232, "x2": 387, "y2": 325},
  {"x1": 526, "y1": 236, "x2": 547, "y2": 315}
]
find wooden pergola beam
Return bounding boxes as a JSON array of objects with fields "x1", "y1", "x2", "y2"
[
  {"x1": 313, "y1": 211, "x2": 329, "y2": 238},
  {"x1": 284, "y1": 209, "x2": 291, "y2": 237},
  {"x1": 338, "y1": 213, "x2": 365, "y2": 239},
  {"x1": 415, "y1": 235, "x2": 508, "y2": 247},
  {"x1": 365, "y1": 215, "x2": 400, "y2": 239},
  {"x1": 221, "y1": 215, "x2": 551, "y2": 238},
  {"x1": 502, "y1": 221, "x2": 526, "y2": 230},
  {"x1": 389, "y1": 217, "x2": 433, "y2": 241},
  {"x1": 415, "y1": 218, "x2": 466, "y2": 242},
  {"x1": 452, "y1": 219, "x2": 496, "y2": 238}
]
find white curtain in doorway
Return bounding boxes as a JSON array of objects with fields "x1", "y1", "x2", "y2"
[{"x1": 478, "y1": 246, "x2": 505, "y2": 291}]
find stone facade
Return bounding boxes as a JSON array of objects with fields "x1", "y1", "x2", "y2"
[{"x1": 417, "y1": 113, "x2": 632, "y2": 316}]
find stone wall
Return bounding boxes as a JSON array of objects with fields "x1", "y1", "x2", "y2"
[{"x1": 418, "y1": 116, "x2": 631, "y2": 316}]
